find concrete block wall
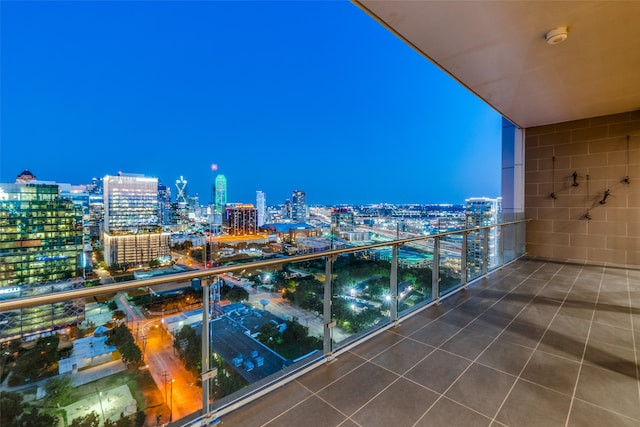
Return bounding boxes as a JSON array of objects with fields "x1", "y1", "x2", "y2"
[{"x1": 525, "y1": 110, "x2": 640, "y2": 266}]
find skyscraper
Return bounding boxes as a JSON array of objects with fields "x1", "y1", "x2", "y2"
[
  {"x1": 175, "y1": 176, "x2": 188, "y2": 204},
  {"x1": 292, "y1": 190, "x2": 307, "y2": 222},
  {"x1": 0, "y1": 182, "x2": 85, "y2": 341},
  {"x1": 158, "y1": 182, "x2": 172, "y2": 226},
  {"x1": 465, "y1": 197, "x2": 502, "y2": 270},
  {"x1": 223, "y1": 204, "x2": 258, "y2": 236},
  {"x1": 214, "y1": 174, "x2": 227, "y2": 215},
  {"x1": 103, "y1": 174, "x2": 170, "y2": 266},
  {"x1": 256, "y1": 191, "x2": 266, "y2": 227}
]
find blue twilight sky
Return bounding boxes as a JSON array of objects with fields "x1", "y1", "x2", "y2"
[{"x1": 0, "y1": 1, "x2": 502, "y2": 206}]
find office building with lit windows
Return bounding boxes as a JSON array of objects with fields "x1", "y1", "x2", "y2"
[
  {"x1": 465, "y1": 196, "x2": 502, "y2": 270},
  {"x1": 0, "y1": 183, "x2": 85, "y2": 341},
  {"x1": 256, "y1": 191, "x2": 266, "y2": 227},
  {"x1": 214, "y1": 174, "x2": 227, "y2": 216},
  {"x1": 102, "y1": 174, "x2": 170, "y2": 266},
  {"x1": 291, "y1": 189, "x2": 307, "y2": 222},
  {"x1": 223, "y1": 204, "x2": 258, "y2": 236}
]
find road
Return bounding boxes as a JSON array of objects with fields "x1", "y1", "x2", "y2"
[{"x1": 116, "y1": 297, "x2": 203, "y2": 422}]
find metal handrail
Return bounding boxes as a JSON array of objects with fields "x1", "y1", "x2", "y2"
[{"x1": 0, "y1": 219, "x2": 529, "y2": 312}]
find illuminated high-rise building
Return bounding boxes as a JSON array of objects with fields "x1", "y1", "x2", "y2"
[
  {"x1": 214, "y1": 174, "x2": 227, "y2": 215},
  {"x1": 223, "y1": 204, "x2": 258, "y2": 236},
  {"x1": 102, "y1": 174, "x2": 170, "y2": 266},
  {"x1": 0, "y1": 182, "x2": 85, "y2": 341},
  {"x1": 175, "y1": 176, "x2": 188, "y2": 204},
  {"x1": 465, "y1": 197, "x2": 502, "y2": 270},
  {"x1": 256, "y1": 191, "x2": 266, "y2": 227},
  {"x1": 158, "y1": 182, "x2": 172, "y2": 225},
  {"x1": 292, "y1": 189, "x2": 307, "y2": 222}
]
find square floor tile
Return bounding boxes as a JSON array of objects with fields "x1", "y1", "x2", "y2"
[
  {"x1": 445, "y1": 363, "x2": 516, "y2": 418},
  {"x1": 317, "y1": 361, "x2": 399, "y2": 416},
  {"x1": 220, "y1": 381, "x2": 312, "y2": 427},
  {"x1": 520, "y1": 350, "x2": 580, "y2": 395},
  {"x1": 440, "y1": 328, "x2": 495, "y2": 360},
  {"x1": 575, "y1": 364, "x2": 640, "y2": 420},
  {"x1": 371, "y1": 338, "x2": 435, "y2": 375},
  {"x1": 297, "y1": 351, "x2": 366, "y2": 392},
  {"x1": 263, "y1": 395, "x2": 346, "y2": 427},
  {"x1": 567, "y1": 399, "x2": 639, "y2": 427},
  {"x1": 588, "y1": 322, "x2": 635, "y2": 350},
  {"x1": 476, "y1": 338, "x2": 535, "y2": 376},
  {"x1": 582, "y1": 343, "x2": 638, "y2": 377},
  {"x1": 351, "y1": 377, "x2": 438, "y2": 427},
  {"x1": 499, "y1": 321, "x2": 546, "y2": 349},
  {"x1": 465, "y1": 313, "x2": 511, "y2": 338},
  {"x1": 350, "y1": 330, "x2": 411, "y2": 360},
  {"x1": 496, "y1": 378, "x2": 571, "y2": 426},
  {"x1": 416, "y1": 397, "x2": 491, "y2": 427},
  {"x1": 409, "y1": 320, "x2": 462, "y2": 347},
  {"x1": 404, "y1": 348, "x2": 471, "y2": 393}
]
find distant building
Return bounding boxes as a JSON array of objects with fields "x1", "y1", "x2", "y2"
[
  {"x1": 102, "y1": 174, "x2": 170, "y2": 266},
  {"x1": 88, "y1": 194, "x2": 104, "y2": 239},
  {"x1": 291, "y1": 190, "x2": 307, "y2": 222},
  {"x1": 15, "y1": 169, "x2": 36, "y2": 183},
  {"x1": 223, "y1": 204, "x2": 258, "y2": 236},
  {"x1": 0, "y1": 182, "x2": 85, "y2": 341},
  {"x1": 259, "y1": 222, "x2": 320, "y2": 244},
  {"x1": 282, "y1": 199, "x2": 292, "y2": 220},
  {"x1": 214, "y1": 174, "x2": 227, "y2": 215},
  {"x1": 158, "y1": 182, "x2": 172, "y2": 225},
  {"x1": 170, "y1": 202, "x2": 190, "y2": 228},
  {"x1": 175, "y1": 176, "x2": 188, "y2": 204},
  {"x1": 465, "y1": 197, "x2": 502, "y2": 270},
  {"x1": 256, "y1": 191, "x2": 266, "y2": 227},
  {"x1": 330, "y1": 207, "x2": 355, "y2": 236}
]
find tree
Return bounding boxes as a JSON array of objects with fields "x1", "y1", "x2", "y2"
[
  {"x1": 112, "y1": 310, "x2": 126, "y2": 322},
  {"x1": 226, "y1": 286, "x2": 249, "y2": 302},
  {"x1": 120, "y1": 341, "x2": 142, "y2": 365},
  {"x1": 12, "y1": 408, "x2": 56, "y2": 427},
  {"x1": 0, "y1": 391, "x2": 27, "y2": 426},
  {"x1": 70, "y1": 411, "x2": 100, "y2": 427},
  {"x1": 174, "y1": 325, "x2": 200, "y2": 374},
  {"x1": 44, "y1": 376, "x2": 73, "y2": 407}
]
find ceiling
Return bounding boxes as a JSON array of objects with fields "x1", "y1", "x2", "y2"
[{"x1": 354, "y1": 1, "x2": 640, "y2": 128}]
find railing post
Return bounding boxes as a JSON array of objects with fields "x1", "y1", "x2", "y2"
[
  {"x1": 323, "y1": 255, "x2": 335, "y2": 360},
  {"x1": 201, "y1": 278, "x2": 210, "y2": 415},
  {"x1": 432, "y1": 237, "x2": 440, "y2": 302},
  {"x1": 461, "y1": 231, "x2": 468, "y2": 287},
  {"x1": 390, "y1": 244, "x2": 398, "y2": 324},
  {"x1": 482, "y1": 227, "x2": 489, "y2": 275}
]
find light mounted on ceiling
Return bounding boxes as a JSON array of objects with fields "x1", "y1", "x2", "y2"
[{"x1": 545, "y1": 27, "x2": 569, "y2": 45}]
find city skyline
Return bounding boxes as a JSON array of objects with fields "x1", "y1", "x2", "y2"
[{"x1": 1, "y1": 1, "x2": 502, "y2": 205}]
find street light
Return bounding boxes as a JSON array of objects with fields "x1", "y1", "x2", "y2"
[{"x1": 97, "y1": 390, "x2": 106, "y2": 423}]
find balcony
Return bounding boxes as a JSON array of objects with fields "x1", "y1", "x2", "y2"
[
  {"x1": 220, "y1": 256, "x2": 640, "y2": 426},
  {"x1": 0, "y1": 221, "x2": 542, "y2": 426}
]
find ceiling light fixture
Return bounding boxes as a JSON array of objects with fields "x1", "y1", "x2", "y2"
[{"x1": 545, "y1": 27, "x2": 569, "y2": 45}]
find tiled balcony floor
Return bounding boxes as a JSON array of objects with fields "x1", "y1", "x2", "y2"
[{"x1": 219, "y1": 258, "x2": 640, "y2": 427}]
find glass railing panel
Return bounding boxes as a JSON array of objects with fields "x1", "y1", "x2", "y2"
[
  {"x1": 466, "y1": 229, "x2": 484, "y2": 281},
  {"x1": 201, "y1": 259, "x2": 324, "y2": 409},
  {"x1": 397, "y1": 238, "x2": 434, "y2": 316},
  {"x1": 330, "y1": 249, "x2": 391, "y2": 349},
  {"x1": 488, "y1": 225, "x2": 504, "y2": 270},
  {"x1": 439, "y1": 234, "x2": 463, "y2": 296}
]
